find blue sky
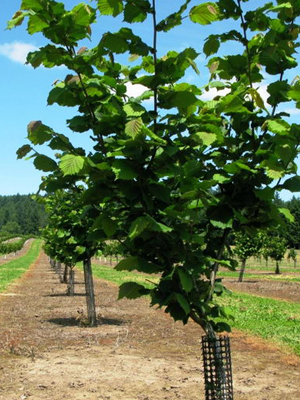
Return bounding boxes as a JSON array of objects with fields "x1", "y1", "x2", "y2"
[{"x1": 0, "y1": 0, "x2": 299, "y2": 200}]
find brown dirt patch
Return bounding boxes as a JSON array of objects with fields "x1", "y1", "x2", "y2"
[
  {"x1": 0, "y1": 252, "x2": 299, "y2": 399},
  {"x1": 224, "y1": 277, "x2": 300, "y2": 303}
]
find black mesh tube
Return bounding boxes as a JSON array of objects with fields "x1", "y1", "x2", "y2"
[{"x1": 202, "y1": 335, "x2": 234, "y2": 400}]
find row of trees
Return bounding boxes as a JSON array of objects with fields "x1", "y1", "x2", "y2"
[
  {"x1": 9, "y1": 0, "x2": 300, "y2": 398},
  {"x1": 0, "y1": 236, "x2": 31, "y2": 256},
  {"x1": 0, "y1": 195, "x2": 47, "y2": 236},
  {"x1": 234, "y1": 231, "x2": 289, "y2": 281}
]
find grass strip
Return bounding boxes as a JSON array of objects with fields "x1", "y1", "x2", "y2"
[
  {"x1": 218, "y1": 291, "x2": 300, "y2": 356},
  {"x1": 0, "y1": 239, "x2": 42, "y2": 293},
  {"x1": 77, "y1": 263, "x2": 157, "y2": 290},
  {"x1": 220, "y1": 270, "x2": 300, "y2": 283},
  {"x1": 88, "y1": 263, "x2": 300, "y2": 355}
]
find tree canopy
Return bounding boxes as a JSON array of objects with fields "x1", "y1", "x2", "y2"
[{"x1": 10, "y1": 0, "x2": 300, "y2": 336}]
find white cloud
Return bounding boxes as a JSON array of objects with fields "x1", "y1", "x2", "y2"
[
  {"x1": 0, "y1": 41, "x2": 38, "y2": 64},
  {"x1": 281, "y1": 107, "x2": 300, "y2": 116},
  {"x1": 125, "y1": 82, "x2": 148, "y2": 98},
  {"x1": 201, "y1": 86, "x2": 230, "y2": 101}
]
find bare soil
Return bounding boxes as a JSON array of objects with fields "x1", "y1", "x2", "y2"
[
  {"x1": 224, "y1": 276, "x2": 300, "y2": 303},
  {"x1": 0, "y1": 252, "x2": 299, "y2": 400}
]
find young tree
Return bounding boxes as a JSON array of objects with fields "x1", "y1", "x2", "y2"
[
  {"x1": 234, "y1": 233, "x2": 261, "y2": 282},
  {"x1": 10, "y1": 1, "x2": 300, "y2": 398},
  {"x1": 268, "y1": 236, "x2": 288, "y2": 274},
  {"x1": 40, "y1": 188, "x2": 100, "y2": 325},
  {"x1": 287, "y1": 248, "x2": 297, "y2": 268}
]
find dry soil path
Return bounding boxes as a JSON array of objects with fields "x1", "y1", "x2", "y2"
[{"x1": 0, "y1": 251, "x2": 299, "y2": 400}]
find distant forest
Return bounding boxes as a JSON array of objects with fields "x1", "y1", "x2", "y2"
[{"x1": 0, "y1": 195, "x2": 47, "y2": 236}]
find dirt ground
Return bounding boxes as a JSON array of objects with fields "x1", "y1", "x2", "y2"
[{"x1": 0, "y1": 251, "x2": 299, "y2": 400}]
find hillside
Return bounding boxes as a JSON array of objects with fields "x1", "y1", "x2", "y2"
[{"x1": 0, "y1": 194, "x2": 47, "y2": 236}]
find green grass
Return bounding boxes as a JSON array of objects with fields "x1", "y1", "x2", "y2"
[
  {"x1": 218, "y1": 291, "x2": 300, "y2": 356},
  {"x1": 219, "y1": 270, "x2": 300, "y2": 283},
  {"x1": 0, "y1": 239, "x2": 42, "y2": 293},
  {"x1": 77, "y1": 263, "x2": 158, "y2": 290},
  {"x1": 87, "y1": 263, "x2": 300, "y2": 356}
]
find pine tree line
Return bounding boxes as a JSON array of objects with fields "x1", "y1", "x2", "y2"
[{"x1": 0, "y1": 194, "x2": 47, "y2": 236}]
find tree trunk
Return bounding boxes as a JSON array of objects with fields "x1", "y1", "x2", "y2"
[
  {"x1": 238, "y1": 259, "x2": 246, "y2": 282},
  {"x1": 294, "y1": 259, "x2": 297, "y2": 268},
  {"x1": 83, "y1": 257, "x2": 97, "y2": 326},
  {"x1": 67, "y1": 267, "x2": 75, "y2": 296},
  {"x1": 275, "y1": 261, "x2": 280, "y2": 274},
  {"x1": 63, "y1": 264, "x2": 69, "y2": 284}
]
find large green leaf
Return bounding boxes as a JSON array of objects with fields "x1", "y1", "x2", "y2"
[
  {"x1": 33, "y1": 155, "x2": 57, "y2": 172},
  {"x1": 194, "y1": 131, "x2": 217, "y2": 146},
  {"x1": 112, "y1": 160, "x2": 138, "y2": 180},
  {"x1": 129, "y1": 217, "x2": 150, "y2": 239},
  {"x1": 278, "y1": 207, "x2": 294, "y2": 223},
  {"x1": 125, "y1": 118, "x2": 143, "y2": 139},
  {"x1": 267, "y1": 119, "x2": 290, "y2": 135},
  {"x1": 175, "y1": 293, "x2": 190, "y2": 315},
  {"x1": 190, "y1": 3, "x2": 220, "y2": 25},
  {"x1": 178, "y1": 269, "x2": 193, "y2": 293},
  {"x1": 123, "y1": 0, "x2": 150, "y2": 23},
  {"x1": 115, "y1": 256, "x2": 160, "y2": 273},
  {"x1": 97, "y1": 0, "x2": 123, "y2": 16},
  {"x1": 102, "y1": 217, "x2": 118, "y2": 236},
  {"x1": 118, "y1": 282, "x2": 148, "y2": 300},
  {"x1": 27, "y1": 121, "x2": 53, "y2": 145},
  {"x1": 60, "y1": 154, "x2": 85, "y2": 176},
  {"x1": 16, "y1": 144, "x2": 32, "y2": 159},
  {"x1": 283, "y1": 176, "x2": 300, "y2": 192}
]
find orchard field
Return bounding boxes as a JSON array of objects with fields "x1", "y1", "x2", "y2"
[{"x1": 0, "y1": 240, "x2": 299, "y2": 400}]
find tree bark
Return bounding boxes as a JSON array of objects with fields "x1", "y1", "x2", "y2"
[
  {"x1": 275, "y1": 261, "x2": 280, "y2": 274},
  {"x1": 67, "y1": 267, "x2": 75, "y2": 296},
  {"x1": 238, "y1": 259, "x2": 246, "y2": 282},
  {"x1": 83, "y1": 257, "x2": 97, "y2": 326},
  {"x1": 63, "y1": 264, "x2": 69, "y2": 284}
]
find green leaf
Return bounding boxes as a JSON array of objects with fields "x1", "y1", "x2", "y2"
[
  {"x1": 33, "y1": 155, "x2": 57, "y2": 172},
  {"x1": 215, "y1": 322, "x2": 231, "y2": 333},
  {"x1": 267, "y1": 119, "x2": 290, "y2": 135},
  {"x1": 76, "y1": 246, "x2": 86, "y2": 255},
  {"x1": 178, "y1": 269, "x2": 193, "y2": 293},
  {"x1": 123, "y1": 1, "x2": 150, "y2": 23},
  {"x1": 129, "y1": 217, "x2": 150, "y2": 239},
  {"x1": 203, "y1": 36, "x2": 220, "y2": 57},
  {"x1": 115, "y1": 256, "x2": 160, "y2": 273},
  {"x1": 102, "y1": 217, "x2": 118, "y2": 236},
  {"x1": 16, "y1": 144, "x2": 32, "y2": 159},
  {"x1": 98, "y1": 0, "x2": 123, "y2": 16},
  {"x1": 172, "y1": 91, "x2": 198, "y2": 108},
  {"x1": 146, "y1": 215, "x2": 173, "y2": 233},
  {"x1": 112, "y1": 160, "x2": 137, "y2": 180},
  {"x1": 7, "y1": 11, "x2": 28, "y2": 30},
  {"x1": 208, "y1": 206, "x2": 233, "y2": 229},
  {"x1": 142, "y1": 126, "x2": 167, "y2": 144},
  {"x1": 175, "y1": 293, "x2": 190, "y2": 315},
  {"x1": 60, "y1": 154, "x2": 85, "y2": 176},
  {"x1": 194, "y1": 131, "x2": 217, "y2": 146},
  {"x1": 190, "y1": 3, "x2": 220, "y2": 25},
  {"x1": 28, "y1": 14, "x2": 49, "y2": 34},
  {"x1": 125, "y1": 118, "x2": 143, "y2": 139},
  {"x1": 278, "y1": 207, "x2": 294, "y2": 223},
  {"x1": 101, "y1": 32, "x2": 128, "y2": 54},
  {"x1": 283, "y1": 177, "x2": 300, "y2": 192},
  {"x1": 123, "y1": 103, "x2": 145, "y2": 117},
  {"x1": 118, "y1": 282, "x2": 147, "y2": 300},
  {"x1": 27, "y1": 121, "x2": 53, "y2": 145}
]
